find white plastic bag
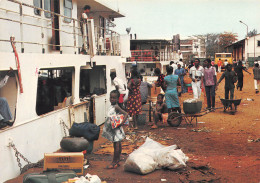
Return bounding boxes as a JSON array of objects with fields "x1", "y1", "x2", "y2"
[
  {"x1": 124, "y1": 137, "x2": 188, "y2": 174},
  {"x1": 124, "y1": 137, "x2": 161, "y2": 174},
  {"x1": 155, "y1": 147, "x2": 188, "y2": 170},
  {"x1": 124, "y1": 152, "x2": 157, "y2": 174},
  {"x1": 75, "y1": 174, "x2": 101, "y2": 183}
]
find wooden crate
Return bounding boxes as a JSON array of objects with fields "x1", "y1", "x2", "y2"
[{"x1": 43, "y1": 152, "x2": 84, "y2": 175}]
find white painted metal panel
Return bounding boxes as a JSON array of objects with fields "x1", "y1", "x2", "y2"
[
  {"x1": 0, "y1": 108, "x2": 70, "y2": 183},
  {"x1": 94, "y1": 94, "x2": 106, "y2": 126}
]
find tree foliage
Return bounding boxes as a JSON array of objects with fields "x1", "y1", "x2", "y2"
[
  {"x1": 197, "y1": 32, "x2": 238, "y2": 58},
  {"x1": 204, "y1": 33, "x2": 220, "y2": 58},
  {"x1": 248, "y1": 29, "x2": 257, "y2": 37},
  {"x1": 218, "y1": 32, "x2": 238, "y2": 50}
]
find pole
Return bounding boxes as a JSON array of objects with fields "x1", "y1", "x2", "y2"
[
  {"x1": 239, "y1": 20, "x2": 249, "y2": 61},
  {"x1": 254, "y1": 35, "x2": 255, "y2": 62}
]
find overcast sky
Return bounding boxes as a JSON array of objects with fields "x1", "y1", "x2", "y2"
[{"x1": 100, "y1": 0, "x2": 260, "y2": 40}]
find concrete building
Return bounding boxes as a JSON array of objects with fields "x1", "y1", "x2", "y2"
[
  {"x1": 226, "y1": 34, "x2": 260, "y2": 66},
  {"x1": 180, "y1": 36, "x2": 206, "y2": 64}
]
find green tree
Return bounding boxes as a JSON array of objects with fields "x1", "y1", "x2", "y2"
[{"x1": 248, "y1": 29, "x2": 257, "y2": 37}]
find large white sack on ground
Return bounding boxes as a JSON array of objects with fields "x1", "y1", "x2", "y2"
[
  {"x1": 124, "y1": 137, "x2": 188, "y2": 174},
  {"x1": 155, "y1": 147, "x2": 189, "y2": 170},
  {"x1": 124, "y1": 152, "x2": 157, "y2": 174},
  {"x1": 124, "y1": 137, "x2": 162, "y2": 174}
]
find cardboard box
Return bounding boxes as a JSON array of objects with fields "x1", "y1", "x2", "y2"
[{"x1": 44, "y1": 152, "x2": 84, "y2": 175}]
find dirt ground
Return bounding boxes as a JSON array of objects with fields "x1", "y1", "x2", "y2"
[{"x1": 7, "y1": 69, "x2": 260, "y2": 183}]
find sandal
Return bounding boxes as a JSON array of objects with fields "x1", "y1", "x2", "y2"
[
  {"x1": 106, "y1": 163, "x2": 119, "y2": 169},
  {"x1": 151, "y1": 125, "x2": 158, "y2": 129}
]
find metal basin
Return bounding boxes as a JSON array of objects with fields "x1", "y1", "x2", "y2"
[{"x1": 183, "y1": 101, "x2": 202, "y2": 114}]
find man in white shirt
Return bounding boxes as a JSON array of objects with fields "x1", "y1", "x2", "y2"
[
  {"x1": 170, "y1": 61, "x2": 178, "y2": 75},
  {"x1": 80, "y1": 5, "x2": 91, "y2": 53},
  {"x1": 189, "y1": 58, "x2": 204, "y2": 99},
  {"x1": 0, "y1": 68, "x2": 14, "y2": 128},
  {"x1": 110, "y1": 72, "x2": 127, "y2": 108}
]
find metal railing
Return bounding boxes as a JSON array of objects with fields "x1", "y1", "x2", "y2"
[
  {"x1": 127, "y1": 50, "x2": 173, "y2": 62},
  {"x1": 0, "y1": 0, "x2": 121, "y2": 55}
]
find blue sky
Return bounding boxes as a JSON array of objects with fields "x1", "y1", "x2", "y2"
[{"x1": 102, "y1": 0, "x2": 260, "y2": 40}]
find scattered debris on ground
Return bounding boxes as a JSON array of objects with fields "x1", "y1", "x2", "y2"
[{"x1": 190, "y1": 127, "x2": 211, "y2": 133}]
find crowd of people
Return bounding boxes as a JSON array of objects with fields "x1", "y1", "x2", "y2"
[{"x1": 104, "y1": 59, "x2": 259, "y2": 168}]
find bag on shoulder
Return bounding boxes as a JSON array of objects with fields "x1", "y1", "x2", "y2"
[
  {"x1": 23, "y1": 169, "x2": 77, "y2": 183},
  {"x1": 69, "y1": 122, "x2": 100, "y2": 141}
]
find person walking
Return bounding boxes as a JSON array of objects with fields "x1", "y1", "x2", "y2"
[
  {"x1": 110, "y1": 72, "x2": 127, "y2": 109},
  {"x1": 253, "y1": 62, "x2": 260, "y2": 94},
  {"x1": 217, "y1": 64, "x2": 237, "y2": 99},
  {"x1": 201, "y1": 59, "x2": 217, "y2": 111},
  {"x1": 189, "y1": 58, "x2": 204, "y2": 99},
  {"x1": 126, "y1": 69, "x2": 142, "y2": 130},
  {"x1": 217, "y1": 58, "x2": 222, "y2": 73},
  {"x1": 174, "y1": 63, "x2": 186, "y2": 93},
  {"x1": 170, "y1": 61, "x2": 178, "y2": 75},
  {"x1": 235, "y1": 61, "x2": 251, "y2": 91},
  {"x1": 163, "y1": 66, "x2": 181, "y2": 114}
]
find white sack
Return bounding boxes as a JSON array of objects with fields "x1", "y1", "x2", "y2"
[
  {"x1": 75, "y1": 174, "x2": 101, "y2": 183},
  {"x1": 155, "y1": 148, "x2": 188, "y2": 170},
  {"x1": 124, "y1": 152, "x2": 157, "y2": 174},
  {"x1": 124, "y1": 137, "x2": 188, "y2": 174}
]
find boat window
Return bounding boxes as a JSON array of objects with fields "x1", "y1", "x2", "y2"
[
  {"x1": 0, "y1": 70, "x2": 18, "y2": 123},
  {"x1": 36, "y1": 68, "x2": 73, "y2": 115},
  {"x1": 64, "y1": 0, "x2": 72, "y2": 23},
  {"x1": 33, "y1": 0, "x2": 42, "y2": 16},
  {"x1": 44, "y1": 0, "x2": 51, "y2": 18},
  {"x1": 79, "y1": 66, "x2": 106, "y2": 98}
]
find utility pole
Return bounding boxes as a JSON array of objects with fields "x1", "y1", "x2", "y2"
[{"x1": 239, "y1": 20, "x2": 249, "y2": 61}]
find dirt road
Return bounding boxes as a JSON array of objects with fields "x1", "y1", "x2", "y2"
[{"x1": 7, "y1": 69, "x2": 259, "y2": 183}]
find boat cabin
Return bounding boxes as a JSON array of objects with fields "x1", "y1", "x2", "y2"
[{"x1": 126, "y1": 39, "x2": 174, "y2": 76}]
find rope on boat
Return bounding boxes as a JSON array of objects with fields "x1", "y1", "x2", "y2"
[{"x1": 10, "y1": 36, "x2": 23, "y2": 93}]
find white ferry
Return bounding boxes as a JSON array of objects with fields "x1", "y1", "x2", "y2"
[{"x1": 0, "y1": 0, "x2": 130, "y2": 181}]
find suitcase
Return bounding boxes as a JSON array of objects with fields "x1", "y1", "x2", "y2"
[{"x1": 23, "y1": 169, "x2": 77, "y2": 183}]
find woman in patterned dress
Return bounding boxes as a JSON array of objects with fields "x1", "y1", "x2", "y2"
[
  {"x1": 126, "y1": 69, "x2": 142, "y2": 129},
  {"x1": 163, "y1": 66, "x2": 181, "y2": 113},
  {"x1": 154, "y1": 68, "x2": 166, "y2": 92}
]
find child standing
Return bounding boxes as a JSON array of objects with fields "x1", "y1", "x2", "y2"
[
  {"x1": 102, "y1": 90, "x2": 128, "y2": 169},
  {"x1": 151, "y1": 94, "x2": 168, "y2": 129}
]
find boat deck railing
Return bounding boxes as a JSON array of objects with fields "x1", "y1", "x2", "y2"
[
  {"x1": 127, "y1": 49, "x2": 173, "y2": 62},
  {"x1": 0, "y1": 0, "x2": 121, "y2": 56}
]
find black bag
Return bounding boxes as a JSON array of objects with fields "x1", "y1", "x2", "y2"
[
  {"x1": 69, "y1": 122, "x2": 100, "y2": 141},
  {"x1": 60, "y1": 137, "x2": 90, "y2": 152},
  {"x1": 23, "y1": 169, "x2": 77, "y2": 183}
]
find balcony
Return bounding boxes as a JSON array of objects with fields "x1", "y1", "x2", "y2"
[
  {"x1": 127, "y1": 50, "x2": 172, "y2": 62},
  {"x1": 0, "y1": 0, "x2": 122, "y2": 56}
]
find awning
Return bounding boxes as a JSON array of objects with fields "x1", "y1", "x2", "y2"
[{"x1": 77, "y1": 0, "x2": 125, "y2": 19}]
